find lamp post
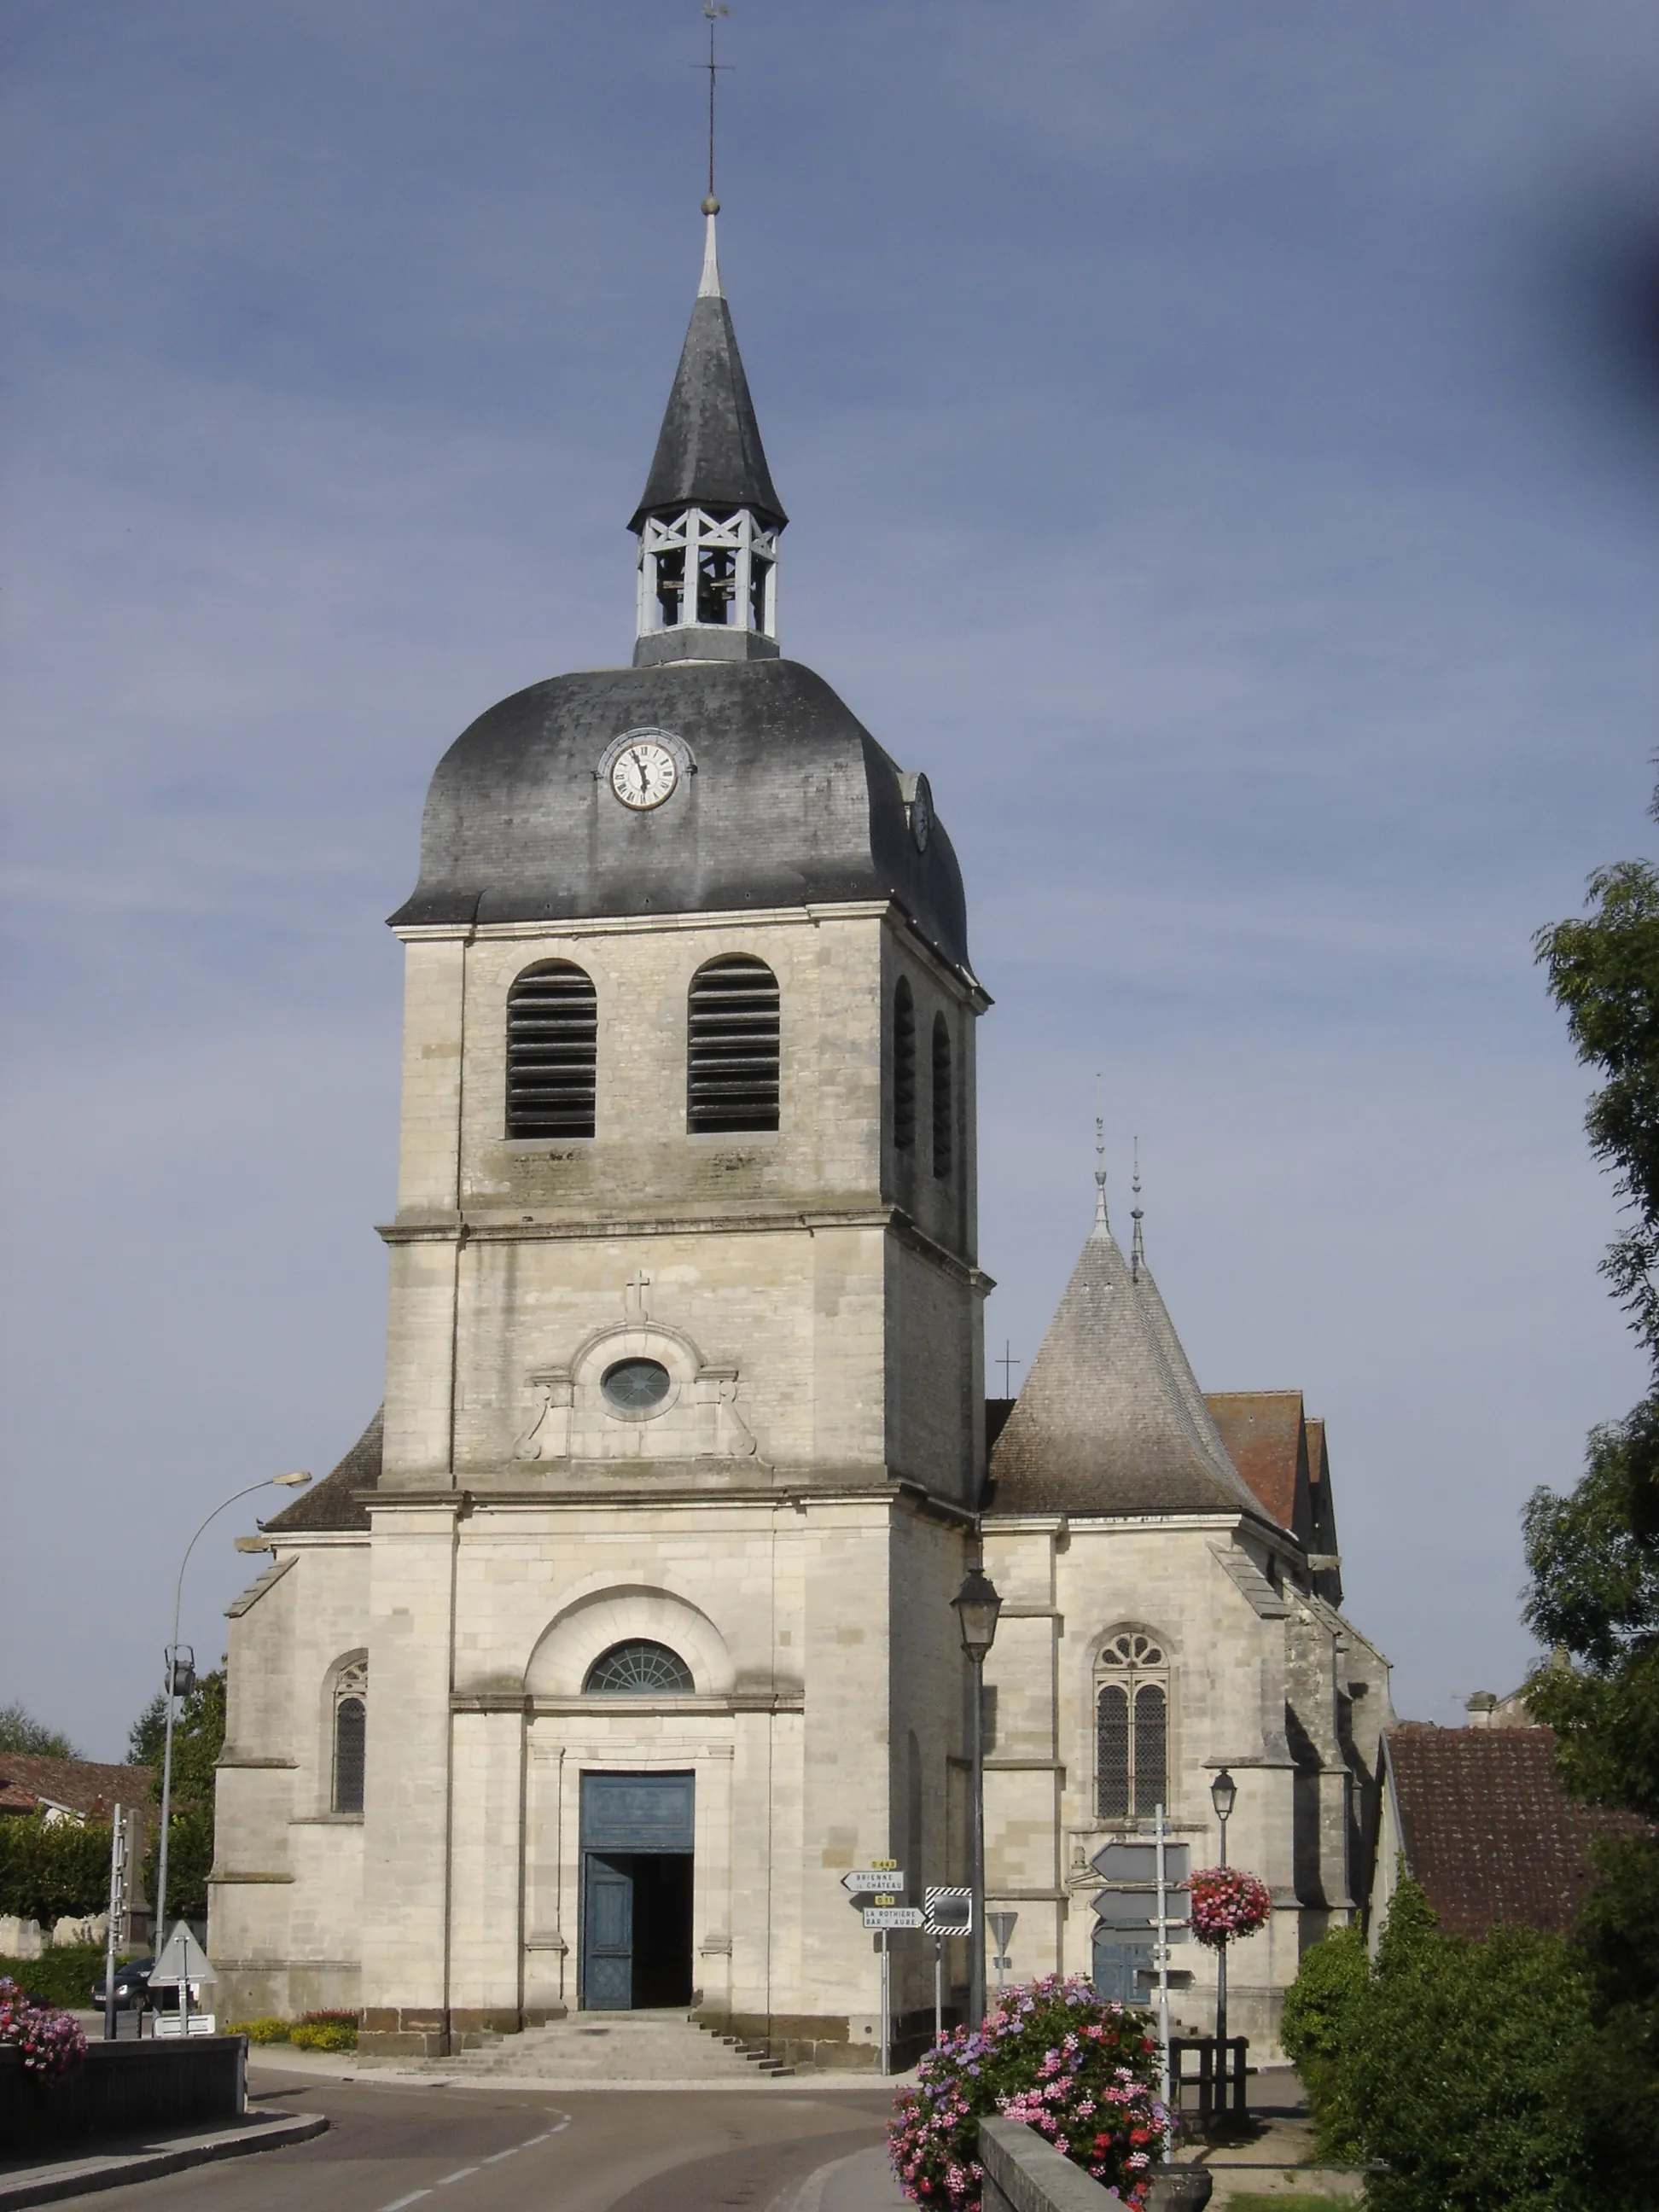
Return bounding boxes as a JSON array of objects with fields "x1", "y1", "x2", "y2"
[
  {"x1": 151, "y1": 1473, "x2": 311, "y2": 1959},
  {"x1": 1209, "y1": 1767, "x2": 1237, "y2": 2087},
  {"x1": 952, "y1": 1563, "x2": 1002, "y2": 2028}
]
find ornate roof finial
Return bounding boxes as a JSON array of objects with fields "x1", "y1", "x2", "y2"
[
  {"x1": 1131, "y1": 1136, "x2": 1145, "y2": 1281},
  {"x1": 1094, "y1": 1073, "x2": 1109, "y2": 1231},
  {"x1": 701, "y1": 3, "x2": 729, "y2": 214}
]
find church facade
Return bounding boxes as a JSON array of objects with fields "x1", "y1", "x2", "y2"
[{"x1": 212, "y1": 213, "x2": 1392, "y2": 2068}]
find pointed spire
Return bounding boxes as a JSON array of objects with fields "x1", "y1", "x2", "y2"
[
  {"x1": 627, "y1": 226, "x2": 786, "y2": 535},
  {"x1": 698, "y1": 210, "x2": 724, "y2": 300},
  {"x1": 987, "y1": 1171, "x2": 1273, "y2": 1526},
  {"x1": 1131, "y1": 1137, "x2": 1144, "y2": 1281}
]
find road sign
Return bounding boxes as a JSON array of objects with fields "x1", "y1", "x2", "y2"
[
  {"x1": 863, "y1": 1906, "x2": 925, "y2": 1930},
  {"x1": 841, "y1": 1870, "x2": 907, "y2": 1895},
  {"x1": 923, "y1": 1886, "x2": 973, "y2": 1935},
  {"x1": 1091, "y1": 1842, "x2": 1190, "y2": 1883},
  {"x1": 148, "y1": 1921, "x2": 215, "y2": 1989}
]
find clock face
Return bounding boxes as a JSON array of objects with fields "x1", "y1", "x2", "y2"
[
  {"x1": 910, "y1": 773, "x2": 933, "y2": 853},
  {"x1": 609, "y1": 738, "x2": 678, "y2": 811}
]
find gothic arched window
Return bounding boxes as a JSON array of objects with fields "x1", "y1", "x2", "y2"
[
  {"x1": 687, "y1": 956, "x2": 780, "y2": 1132},
  {"x1": 1096, "y1": 1632, "x2": 1169, "y2": 1820},
  {"x1": 333, "y1": 1661, "x2": 367, "y2": 1816},
  {"x1": 506, "y1": 961, "x2": 598, "y2": 1139},
  {"x1": 893, "y1": 979, "x2": 917, "y2": 1151},
  {"x1": 583, "y1": 1640, "x2": 696, "y2": 1695},
  {"x1": 931, "y1": 1013, "x2": 953, "y2": 1178}
]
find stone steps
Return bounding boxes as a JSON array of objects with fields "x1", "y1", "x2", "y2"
[{"x1": 430, "y1": 2009, "x2": 795, "y2": 2081}]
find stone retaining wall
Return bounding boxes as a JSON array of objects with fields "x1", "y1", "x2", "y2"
[{"x1": 0, "y1": 2036, "x2": 245, "y2": 2151}]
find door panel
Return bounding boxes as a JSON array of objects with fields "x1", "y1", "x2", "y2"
[{"x1": 583, "y1": 1853, "x2": 634, "y2": 2010}]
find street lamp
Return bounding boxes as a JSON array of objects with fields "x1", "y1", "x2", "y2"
[
  {"x1": 1210, "y1": 1768, "x2": 1237, "y2": 2083},
  {"x1": 952, "y1": 1563, "x2": 1002, "y2": 2028},
  {"x1": 151, "y1": 1473, "x2": 311, "y2": 1960}
]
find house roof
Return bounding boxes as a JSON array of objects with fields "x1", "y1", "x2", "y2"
[
  {"x1": 0, "y1": 1755, "x2": 154, "y2": 1822},
  {"x1": 987, "y1": 1192, "x2": 1273, "y2": 1524},
  {"x1": 1385, "y1": 1722, "x2": 1650, "y2": 1938},
  {"x1": 628, "y1": 215, "x2": 787, "y2": 535},
  {"x1": 1205, "y1": 1391, "x2": 1307, "y2": 1534},
  {"x1": 265, "y1": 1407, "x2": 382, "y2": 1534}
]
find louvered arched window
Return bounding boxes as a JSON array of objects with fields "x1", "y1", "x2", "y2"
[
  {"x1": 1096, "y1": 1632, "x2": 1168, "y2": 1820},
  {"x1": 931, "y1": 1013, "x2": 953, "y2": 1178},
  {"x1": 893, "y1": 979, "x2": 917, "y2": 1150},
  {"x1": 506, "y1": 961, "x2": 597, "y2": 1138},
  {"x1": 687, "y1": 956, "x2": 780, "y2": 1132}
]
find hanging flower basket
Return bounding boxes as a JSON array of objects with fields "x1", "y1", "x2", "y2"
[
  {"x1": 1185, "y1": 1868, "x2": 1273, "y2": 1951},
  {"x1": 0, "y1": 1979, "x2": 87, "y2": 2078}
]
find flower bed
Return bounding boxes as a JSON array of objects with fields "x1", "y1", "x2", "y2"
[
  {"x1": 1185, "y1": 1867, "x2": 1272, "y2": 1950},
  {"x1": 0, "y1": 1976, "x2": 87, "y2": 2078},
  {"x1": 888, "y1": 1974, "x2": 1168, "y2": 2211},
  {"x1": 224, "y1": 2009, "x2": 358, "y2": 2052}
]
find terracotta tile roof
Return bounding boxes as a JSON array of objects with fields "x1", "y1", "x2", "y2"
[
  {"x1": 0, "y1": 1755, "x2": 154, "y2": 1822},
  {"x1": 1205, "y1": 1392, "x2": 1307, "y2": 1533},
  {"x1": 1386, "y1": 1723, "x2": 1649, "y2": 1938}
]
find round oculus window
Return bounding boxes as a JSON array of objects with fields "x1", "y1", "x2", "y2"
[{"x1": 601, "y1": 1357, "x2": 672, "y2": 1412}]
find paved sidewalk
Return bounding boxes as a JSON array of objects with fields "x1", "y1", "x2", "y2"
[
  {"x1": 1173, "y1": 2071, "x2": 1365, "y2": 2206},
  {"x1": 0, "y1": 2108, "x2": 328, "y2": 2209}
]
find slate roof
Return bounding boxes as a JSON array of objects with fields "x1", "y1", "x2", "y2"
[
  {"x1": 1206, "y1": 1392, "x2": 1308, "y2": 1535},
  {"x1": 628, "y1": 217, "x2": 786, "y2": 534},
  {"x1": 264, "y1": 1408, "x2": 382, "y2": 1534},
  {"x1": 1385, "y1": 1722, "x2": 1650, "y2": 1938},
  {"x1": 987, "y1": 1200, "x2": 1273, "y2": 1522},
  {"x1": 0, "y1": 1755, "x2": 154, "y2": 1822},
  {"x1": 387, "y1": 656, "x2": 974, "y2": 975}
]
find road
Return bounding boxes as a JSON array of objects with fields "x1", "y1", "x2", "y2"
[{"x1": 79, "y1": 2062, "x2": 905, "y2": 2212}]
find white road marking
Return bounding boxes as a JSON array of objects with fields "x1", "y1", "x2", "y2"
[
  {"x1": 436, "y1": 2170, "x2": 479, "y2": 2186},
  {"x1": 380, "y1": 2195, "x2": 432, "y2": 2211},
  {"x1": 483, "y1": 2148, "x2": 519, "y2": 2164}
]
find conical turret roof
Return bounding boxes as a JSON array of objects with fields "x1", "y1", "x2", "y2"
[
  {"x1": 628, "y1": 216, "x2": 787, "y2": 534},
  {"x1": 988, "y1": 1198, "x2": 1271, "y2": 1522}
]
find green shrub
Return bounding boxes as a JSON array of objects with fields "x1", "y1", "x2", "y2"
[
  {"x1": 0, "y1": 1816, "x2": 113, "y2": 1924},
  {"x1": 0, "y1": 1944, "x2": 110, "y2": 2011},
  {"x1": 226, "y1": 2017, "x2": 292, "y2": 2044},
  {"x1": 1278, "y1": 1921, "x2": 1366, "y2": 2161},
  {"x1": 1280, "y1": 1878, "x2": 1605, "y2": 2212},
  {"x1": 289, "y1": 2011, "x2": 358, "y2": 2052}
]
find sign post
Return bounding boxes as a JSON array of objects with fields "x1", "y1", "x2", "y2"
[
  {"x1": 102, "y1": 1807, "x2": 129, "y2": 2043},
  {"x1": 846, "y1": 1860, "x2": 906, "y2": 2075},
  {"x1": 923, "y1": 1888, "x2": 973, "y2": 2045},
  {"x1": 149, "y1": 1921, "x2": 217, "y2": 2039},
  {"x1": 987, "y1": 1910, "x2": 1018, "y2": 1995},
  {"x1": 1153, "y1": 1803, "x2": 1173, "y2": 2122}
]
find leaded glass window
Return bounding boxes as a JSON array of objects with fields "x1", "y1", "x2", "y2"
[
  {"x1": 333, "y1": 1659, "x2": 367, "y2": 1815},
  {"x1": 583, "y1": 1640, "x2": 696, "y2": 1695},
  {"x1": 1095, "y1": 1632, "x2": 1169, "y2": 1819}
]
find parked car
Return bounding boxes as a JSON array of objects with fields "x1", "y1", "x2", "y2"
[{"x1": 90, "y1": 1958, "x2": 172, "y2": 2011}]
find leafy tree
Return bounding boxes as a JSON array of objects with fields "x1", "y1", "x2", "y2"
[
  {"x1": 139, "y1": 1669, "x2": 225, "y2": 1928},
  {"x1": 0, "y1": 1814, "x2": 112, "y2": 1923},
  {"x1": 0, "y1": 1703, "x2": 80, "y2": 1759},
  {"x1": 126, "y1": 1694, "x2": 167, "y2": 1768},
  {"x1": 1278, "y1": 1920, "x2": 1365, "y2": 2160}
]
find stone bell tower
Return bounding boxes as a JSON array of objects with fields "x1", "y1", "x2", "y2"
[{"x1": 265, "y1": 207, "x2": 998, "y2": 2062}]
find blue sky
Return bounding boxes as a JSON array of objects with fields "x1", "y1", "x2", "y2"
[{"x1": 3, "y1": 2, "x2": 1657, "y2": 1756}]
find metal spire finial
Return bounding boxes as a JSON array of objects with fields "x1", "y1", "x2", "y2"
[
  {"x1": 1131, "y1": 1136, "x2": 1145, "y2": 1281},
  {"x1": 1094, "y1": 1074, "x2": 1109, "y2": 1230},
  {"x1": 699, "y1": 4, "x2": 730, "y2": 215}
]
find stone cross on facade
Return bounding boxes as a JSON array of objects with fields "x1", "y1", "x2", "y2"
[{"x1": 625, "y1": 1270, "x2": 654, "y2": 1321}]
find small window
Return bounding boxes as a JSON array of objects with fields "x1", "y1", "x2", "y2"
[
  {"x1": 602, "y1": 1359, "x2": 671, "y2": 1412},
  {"x1": 507, "y1": 962, "x2": 597, "y2": 1139},
  {"x1": 583, "y1": 1640, "x2": 696, "y2": 1695},
  {"x1": 893, "y1": 979, "x2": 917, "y2": 1150},
  {"x1": 1096, "y1": 1632, "x2": 1168, "y2": 1820},
  {"x1": 688, "y1": 956, "x2": 780, "y2": 1132},
  {"x1": 931, "y1": 1013, "x2": 953, "y2": 1178},
  {"x1": 333, "y1": 1667, "x2": 367, "y2": 1816}
]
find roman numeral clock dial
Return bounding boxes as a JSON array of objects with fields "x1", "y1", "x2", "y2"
[{"x1": 600, "y1": 727, "x2": 690, "y2": 812}]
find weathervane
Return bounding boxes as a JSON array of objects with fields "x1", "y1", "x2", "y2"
[
  {"x1": 699, "y1": 3, "x2": 731, "y2": 212},
  {"x1": 1094, "y1": 1073, "x2": 1109, "y2": 1229},
  {"x1": 1131, "y1": 1137, "x2": 1145, "y2": 1280}
]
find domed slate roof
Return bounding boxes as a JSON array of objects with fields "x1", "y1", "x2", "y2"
[{"x1": 388, "y1": 655, "x2": 973, "y2": 975}]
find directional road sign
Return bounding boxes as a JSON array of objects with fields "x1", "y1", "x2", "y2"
[
  {"x1": 923, "y1": 1886, "x2": 974, "y2": 1935},
  {"x1": 863, "y1": 1906, "x2": 925, "y2": 1930},
  {"x1": 841, "y1": 1870, "x2": 907, "y2": 1895},
  {"x1": 148, "y1": 1921, "x2": 215, "y2": 1989}
]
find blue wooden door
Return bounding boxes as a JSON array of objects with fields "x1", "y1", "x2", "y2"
[{"x1": 583, "y1": 1854, "x2": 634, "y2": 2010}]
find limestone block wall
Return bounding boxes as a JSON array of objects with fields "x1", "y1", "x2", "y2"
[{"x1": 214, "y1": 1539, "x2": 371, "y2": 2022}]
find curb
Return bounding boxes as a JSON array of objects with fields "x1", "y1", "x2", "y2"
[{"x1": 0, "y1": 2110, "x2": 329, "y2": 2208}]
